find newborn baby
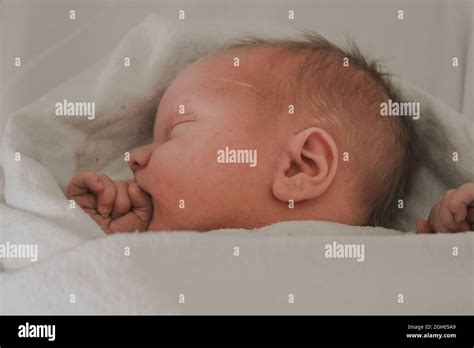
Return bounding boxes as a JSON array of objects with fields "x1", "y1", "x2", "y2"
[{"x1": 66, "y1": 34, "x2": 474, "y2": 234}]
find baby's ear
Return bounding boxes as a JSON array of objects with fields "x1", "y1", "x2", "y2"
[{"x1": 272, "y1": 127, "x2": 338, "y2": 203}]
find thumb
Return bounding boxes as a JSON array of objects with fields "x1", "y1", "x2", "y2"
[{"x1": 128, "y1": 183, "x2": 153, "y2": 224}]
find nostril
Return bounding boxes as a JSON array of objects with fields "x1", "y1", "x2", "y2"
[
  {"x1": 129, "y1": 145, "x2": 153, "y2": 172},
  {"x1": 129, "y1": 159, "x2": 141, "y2": 172}
]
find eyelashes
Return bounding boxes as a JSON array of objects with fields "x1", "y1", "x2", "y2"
[
  {"x1": 169, "y1": 120, "x2": 191, "y2": 134},
  {"x1": 166, "y1": 113, "x2": 196, "y2": 139}
]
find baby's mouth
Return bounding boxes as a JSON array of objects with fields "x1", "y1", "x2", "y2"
[
  {"x1": 133, "y1": 173, "x2": 148, "y2": 194},
  {"x1": 136, "y1": 181, "x2": 148, "y2": 195}
]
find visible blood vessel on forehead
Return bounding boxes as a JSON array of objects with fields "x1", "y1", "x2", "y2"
[{"x1": 211, "y1": 77, "x2": 264, "y2": 97}]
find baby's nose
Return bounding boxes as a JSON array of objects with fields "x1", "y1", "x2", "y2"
[{"x1": 128, "y1": 145, "x2": 152, "y2": 172}]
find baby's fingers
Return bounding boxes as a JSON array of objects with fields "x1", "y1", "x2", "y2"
[
  {"x1": 66, "y1": 171, "x2": 104, "y2": 198},
  {"x1": 461, "y1": 206, "x2": 474, "y2": 231},
  {"x1": 449, "y1": 183, "x2": 474, "y2": 224},
  {"x1": 437, "y1": 190, "x2": 460, "y2": 232},
  {"x1": 416, "y1": 218, "x2": 433, "y2": 234},
  {"x1": 468, "y1": 206, "x2": 474, "y2": 224},
  {"x1": 128, "y1": 183, "x2": 153, "y2": 225},
  {"x1": 111, "y1": 180, "x2": 132, "y2": 219},
  {"x1": 469, "y1": 207, "x2": 474, "y2": 231},
  {"x1": 108, "y1": 184, "x2": 152, "y2": 233},
  {"x1": 95, "y1": 174, "x2": 117, "y2": 217}
]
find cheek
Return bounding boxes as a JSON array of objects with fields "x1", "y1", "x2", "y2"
[
  {"x1": 146, "y1": 138, "x2": 222, "y2": 204},
  {"x1": 145, "y1": 124, "x2": 262, "y2": 217}
]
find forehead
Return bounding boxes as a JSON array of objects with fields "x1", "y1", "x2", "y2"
[
  {"x1": 154, "y1": 46, "x2": 295, "y2": 138},
  {"x1": 165, "y1": 47, "x2": 275, "y2": 96}
]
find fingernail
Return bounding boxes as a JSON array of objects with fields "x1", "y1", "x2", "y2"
[
  {"x1": 100, "y1": 204, "x2": 110, "y2": 216},
  {"x1": 454, "y1": 214, "x2": 463, "y2": 223}
]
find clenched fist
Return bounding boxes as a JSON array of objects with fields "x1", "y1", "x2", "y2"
[
  {"x1": 416, "y1": 183, "x2": 474, "y2": 234},
  {"x1": 66, "y1": 171, "x2": 153, "y2": 234}
]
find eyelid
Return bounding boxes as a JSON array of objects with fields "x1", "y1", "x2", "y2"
[{"x1": 169, "y1": 113, "x2": 196, "y2": 134}]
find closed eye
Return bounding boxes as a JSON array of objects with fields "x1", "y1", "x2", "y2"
[{"x1": 167, "y1": 113, "x2": 196, "y2": 138}]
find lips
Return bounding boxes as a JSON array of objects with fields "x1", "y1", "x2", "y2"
[{"x1": 133, "y1": 172, "x2": 148, "y2": 194}]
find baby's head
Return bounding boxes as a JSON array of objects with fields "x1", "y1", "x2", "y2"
[{"x1": 129, "y1": 33, "x2": 414, "y2": 232}]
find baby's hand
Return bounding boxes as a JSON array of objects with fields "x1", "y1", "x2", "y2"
[
  {"x1": 416, "y1": 183, "x2": 474, "y2": 234},
  {"x1": 66, "y1": 171, "x2": 153, "y2": 234}
]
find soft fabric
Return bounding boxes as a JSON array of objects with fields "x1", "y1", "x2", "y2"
[
  {"x1": 0, "y1": 14, "x2": 472, "y2": 314},
  {"x1": 1, "y1": 226, "x2": 472, "y2": 314}
]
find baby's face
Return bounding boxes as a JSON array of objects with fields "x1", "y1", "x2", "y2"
[{"x1": 130, "y1": 48, "x2": 283, "y2": 231}]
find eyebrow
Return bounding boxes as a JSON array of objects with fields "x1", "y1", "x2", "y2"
[{"x1": 210, "y1": 77, "x2": 264, "y2": 98}]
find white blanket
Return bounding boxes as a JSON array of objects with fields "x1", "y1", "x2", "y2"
[{"x1": 1, "y1": 14, "x2": 473, "y2": 314}]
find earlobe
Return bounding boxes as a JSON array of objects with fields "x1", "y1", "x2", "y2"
[{"x1": 272, "y1": 127, "x2": 338, "y2": 203}]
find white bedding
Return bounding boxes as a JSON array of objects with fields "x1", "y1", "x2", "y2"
[{"x1": 1, "y1": 7, "x2": 473, "y2": 314}]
